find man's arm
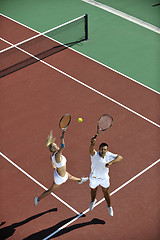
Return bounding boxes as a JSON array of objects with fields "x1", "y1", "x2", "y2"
[
  {"x1": 105, "y1": 155, "x2": 123, "y2": 167},
  {"x1": 89, "y1": 138, "x2": 96, "y2": 156}
]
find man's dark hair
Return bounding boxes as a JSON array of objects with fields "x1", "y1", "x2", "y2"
[{"x1": 99, "y1": 142, "x2": 108, "y2": 149}]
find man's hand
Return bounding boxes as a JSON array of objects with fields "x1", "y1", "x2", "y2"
[
  {"x1": 105, "y1": 162, "x2": 111, "y2": 168},
  {"x1": 91, "y1": 137, "x2": 96, "y2": 145},
  {"x1": 105, "y1": 155, "x2": 123, "y2": 168}
]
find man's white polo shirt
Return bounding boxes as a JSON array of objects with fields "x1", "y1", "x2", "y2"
[{"x1": 90, "y1": 151, "x2": 118, "y2": 179}]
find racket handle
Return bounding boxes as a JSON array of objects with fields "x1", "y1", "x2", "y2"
[
  {"x1": 92, "y1": 134, "x2": 98, "y2": 140},
  {"x1": 61, "y1": 131, "x2": 65, "y2": 138}
]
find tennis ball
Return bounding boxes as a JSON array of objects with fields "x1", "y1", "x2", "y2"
[{"x1": 78, "y1": 118, "x2": 83, "y2": 123}]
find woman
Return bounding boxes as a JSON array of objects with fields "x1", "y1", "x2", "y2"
[{"x1": 34, "y1": 131, "x2": 88, "y2": 206}]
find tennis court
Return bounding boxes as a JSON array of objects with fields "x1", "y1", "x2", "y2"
[{"x1": 0, "y1": 2, "x2": 160, "y2": 240}]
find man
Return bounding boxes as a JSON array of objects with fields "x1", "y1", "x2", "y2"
[{"x1": 89, "y1": 137, "x2": 123, "y2": 216}]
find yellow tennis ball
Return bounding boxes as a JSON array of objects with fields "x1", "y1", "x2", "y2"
[{"x1": 78, "y1": 117, "x2": 83, "y2": 123}]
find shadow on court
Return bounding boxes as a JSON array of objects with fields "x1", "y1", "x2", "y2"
[
  {"x1": 0, "y1": 208, "x2": 57, "y2": 240},
  {"x1": 0, "y1": 39, "x2": 85, "y2": 78},
  {"x1": 23, "y1": 216, "x2": 105, "y2": 239}
]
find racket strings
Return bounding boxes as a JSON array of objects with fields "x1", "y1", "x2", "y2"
[
  {"x1": 99, "y1": 116, "x2": 113, "y2": 130},
  {"x1": 60, "y1": 115, "x2": 71, "y2": 130}
]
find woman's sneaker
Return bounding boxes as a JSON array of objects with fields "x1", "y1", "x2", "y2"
[
  {"x1": 78, "y1": 177, "x2": 88, "y2": 184},
  {"x1": 34, "y1": 197, "x2": 39, "y2": 206}
]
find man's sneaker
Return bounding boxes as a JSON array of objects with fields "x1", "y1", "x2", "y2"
[
  {"x1": 34, "y1": 197, "x2": 39, "y2": 206},
  {"x1": 108, "y1": 206, "x2": 114, "y2": 216},
  {"x1": 89, "y1": 199, "x2": 97, "y2": 211},
  {"x1": 78, "y1": 177, "x2": 88, "y2": 184}
]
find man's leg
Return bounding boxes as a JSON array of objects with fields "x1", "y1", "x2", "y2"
[
  {"x1": 91, "y1": 187, "x2": 98, "y2": 202},
  {"x1": 101, "y1": 187, "x2": 113, "y2": 216},
  {"x1": 101, "y1": 187, "x2": 111, "y2": 207},
  {"x1": 89, "y1": 187, "x2": 98, "y2": 211}
]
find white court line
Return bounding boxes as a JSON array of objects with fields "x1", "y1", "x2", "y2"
[
  {"x1": 0, "y1": 152, "x2": 80, "y2": 215},
  {"x1": 0, "y1": 36, "x2": 160, "y2": 128},
  {"x1": 82, "y1": 0, "x2": 160, "y2": 34},
  {"x1": 0, "y1": 13, "x2": 159, "y2": 95},
  {"x1": 43, "y1": 158, "x2": 160, "y2": 240}
]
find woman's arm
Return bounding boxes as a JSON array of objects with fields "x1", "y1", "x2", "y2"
[{"x1": 55, "y1": 133, "x2": 65, "y2": 162}]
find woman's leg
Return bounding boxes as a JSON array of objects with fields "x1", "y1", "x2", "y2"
[
  {"x1": 67, "y1": 172, "x2": 81, "y2": 182},
  {"x1": 38, "y1": 181, "x2": 60, "y2": 202},
  {"x1": 67, "y1": 172, "x2": 88, "y2": 184}
]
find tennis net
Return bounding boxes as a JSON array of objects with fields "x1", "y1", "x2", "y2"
[{"x1": 0, "y1": 14, "x2": 88, "y2": 78}]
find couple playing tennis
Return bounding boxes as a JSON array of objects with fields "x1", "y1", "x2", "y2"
[{"x1": 34, "y1": 114, "x2": 123, "y2": 217}]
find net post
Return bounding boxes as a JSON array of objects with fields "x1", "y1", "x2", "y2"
[{"x1": 85, "y1": 14, "x2": 88, "y2": 40}]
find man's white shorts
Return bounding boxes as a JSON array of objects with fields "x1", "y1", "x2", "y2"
[
  {"x1": 54, "y1": 169, "x2": 68, "y2": 185},
  {"x1": 89, "y1": 174, "x2": 110, "y2": 189}
]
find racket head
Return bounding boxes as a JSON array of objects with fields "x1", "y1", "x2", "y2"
[
  {"x1": 97, "y1": 114, "x2": 113, "y2": 133},
  {"x1": 59, "y1": 114, "x2": 71, "y2": 131}
]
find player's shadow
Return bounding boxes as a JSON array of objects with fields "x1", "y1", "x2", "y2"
[
  {"x1": 0, "y1": 208, "x2": 57, "y2": 240},
  {"x1": 23, "y1": 216, "x2": 105, "y2": 239}
]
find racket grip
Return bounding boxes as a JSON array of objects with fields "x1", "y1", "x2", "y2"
[
  {"x1": 92, "y1": 134, "x2": 98, "y2": 140},
  {"x1": 61, "y1": 131, "x2": 65, "y2": 138}
]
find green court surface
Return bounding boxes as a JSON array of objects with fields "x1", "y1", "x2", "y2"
[
  {"x1": 96, "y1": 0, "x2": 160, "y2": 27},
  {"x1": 0, "y1": 0, "x2": 159, "y2": 92}
]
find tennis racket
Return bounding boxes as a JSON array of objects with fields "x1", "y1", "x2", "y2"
[
  {"x1": 92, "y1": 114, "x2": 113, "y2": 140},
  {"x1": 59, "y1": 114, "x2": 71, "y2": 137}
]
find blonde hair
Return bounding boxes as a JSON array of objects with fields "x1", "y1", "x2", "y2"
[{"x1": 46, "y1": 130, "x2": 56, "y2": 152}]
